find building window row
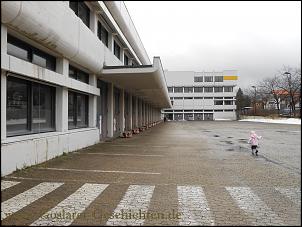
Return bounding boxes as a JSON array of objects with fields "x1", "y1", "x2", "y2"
[
  {"x1": 194, "y1": 76, "x2": 224, "y2": 82},
  {"x1": 69, "y1": 65, "x2": 89, "y2": 84},
  {"x1": 170, "y1": 97, "x2": 234, "y2": 100},
  {"x1": 7, "y1": 35, "x2": 56, "y2": 72},
  {"x1": 69, "y1": 2, "x2": 138, "y2": 66},
  {"x1": 168, "y1": 86, "x2": 234, "y2": 93},
  {"x1": 163, "y1": 109, "x2": 235, "y2": 113}
]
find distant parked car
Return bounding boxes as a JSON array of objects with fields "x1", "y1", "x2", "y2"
[{"x1": 279, "y1": 108, "x2": 291, "y2": 117}]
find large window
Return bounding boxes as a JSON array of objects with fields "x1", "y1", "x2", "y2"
[
  {"x1": 204, "y1": 87, "x2": 213, "y2": 93},
  {"x1": 7, "y1": 35, "x2": 56, "y2": 71},
  {"x1": 204, "y1": 76, "x2": 213, "y2": 82},
  {"x1": 124, "y1": 54, "x2": 129, "y2": 66},
  {"x1": 184, "y1": 87, "x2": 193, "y2": 93},
  {"x1": 224, "y1": 86, "x2": 233, "y2": 92},
  {"x1": 114, "y1": 41, "x2": 121, "y2": 60},
  {"x1": 214, "y1": 100, "x2": 223, "y2": 105},
  {"x1": 174, "y1": 87, "x2": 183, "y2": 93},
  {"x1": 214, "y1": 87, "x2": 223, "y2": 93},
  {"x1": 68, "y1": 91, "x2": 88, "y2": 129},
  {"x1": 215, "y1": 76, "x2": 223, "y2": 82},
  {"x1": 97, "y1": 21, "x2": 109, "y2": 47},
  {"x1": 224, "y1": 100, "x2": 233, "y2": 105},
  {"x1": 70, "y1": 2, "x2": 90, "y2": 28},
  {"x1": 194, "y1": 87, "x2": 203, "y2": 93},
  {"x1": 7, "y1": 76, "x2": 55, "y2": 136},
  {"x1": 194, "y1": 76, "x2": 203, "y2": 82},
  {"x1": 69, "y1": 65, "x2": 89, "y2": 84}
]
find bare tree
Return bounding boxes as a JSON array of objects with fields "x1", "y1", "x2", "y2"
[
  {"x1": 276, "y1": 66, "x2": 301, "y2": 117},
  {"x1": 257, "y1": 75, "x2": 283, "y2": 114}
]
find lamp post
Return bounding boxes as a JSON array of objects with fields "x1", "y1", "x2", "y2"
[
  {"x1": 251, "y1": 86, "x2": 257, "y2": 116},
  {"x1": 283, "y1": 71, "x2": 292, "y2": 117}
]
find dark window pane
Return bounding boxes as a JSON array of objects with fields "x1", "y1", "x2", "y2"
[
  {"x1": 215, "y1": 76, "x2": 223, "y2": 82},
  {"x1": 76, "y1": 94, "x2": 88, "y2": 127},
  {"x1": 68, "y1": 91, "x2": 88, "y2": 129},
  {"x1": 68, "y1": 92, "x2": 76, "y2": 129},
  {"x1": 204, "y1": 87, "x2": 213, "y2": 92},
  {"x1": 32, "y1": 83, "x2": 55, "y2": 132},
  {"x1": 7, "y1": 35, "x2": 30, "y2": 62},
  {"x1": 224, "y1": 86, "x2": 233, "y2": 92},
  {"x1": 78, "y1": 2, "x2": 90, "y2": 27},
  {"x1": 194, "y1": 76, "x2": 203, "y2": 82},
  {"x1": 205, "y1": 76, "x2": 213, "y2": 82},
  {"x1": 114, "y1": 41, "x2": 121, "y2": 59},
  {"x1": 214, "y1": 87, "x2": 223, "y2": 93},
  {"x1": 7, "y1": 77, "x2": 29, "y2": 136},
  {"x1": 168, "y1": 87, "x2": 173, "y2": 92},
  {"x1": 124, "y1": 54, "x2": 129, "y2": 65},
  {"x1": 184, "y1": 87, "x2": 193, "y2": 93},
  {"x1": 194, "y1": 87, "x2": 203, "y2": 93},
  {"x1": 32, "y1": 53, "x2": 47, "y2": 68},
  {"x1": 69, "y1": 65, "x2": 89, "y2": 84},
  {"x1": 69, "y1": 1, "x2": 78, "y2": 14},
  {"x1": 7, "y1": 35, "x2": 56, "y2": 71},
  {"x1": 174, "y1": 87, "x2": 183, "y2": 93}
]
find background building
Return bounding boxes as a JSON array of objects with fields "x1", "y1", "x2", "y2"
[
  {"x1": 1, "y1": 1, "x2": 171, "y2": 176},
  {"x1": 162, "y1": 70, "x2": 238, "y2": 121}
]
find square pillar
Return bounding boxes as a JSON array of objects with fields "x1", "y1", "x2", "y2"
[
  {"x1": 89, "y1": 74, "x2": 97, "y2": 128},
  {"x1": 135, "y1": 97, "x2": 138, "y2": 128},
  {"x1": 120, "y1": 89, "x2": 125, "y2": 134},
  {"x1": 128, "y1": 94, "x2": 133, "y2": 130},
  {"x1": 56, "y1": 58, "x2": 69, "y2": 132},
  {"x1": 1, "y1": 71, "x2": 7, "y2": 141},
  {"x1": 107, "y1": 83, "x2": 114, "y2": 137}
]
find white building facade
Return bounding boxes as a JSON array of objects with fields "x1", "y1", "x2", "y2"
[
  {"x1": 1, "y1": 1, "x2": 171, "y2": 176},
  {"x1": 162, "y1": 70, "x2": 238, "y2": 121}
]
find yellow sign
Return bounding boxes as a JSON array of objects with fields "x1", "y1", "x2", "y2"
[{"x1": 223, "y1": 76, "x2": 238, "y2": 80}]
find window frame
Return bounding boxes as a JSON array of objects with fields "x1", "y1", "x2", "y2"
[
  {"x1": 97, "y1": 21, "x2": 109, "y2": 47},
  {"x1": 68, "y1": 91, "x2": 89, "y2": 130},
  {"x1": 6, "y1": 76, "x2": 56, "y2": 137},
  {"x1": 69, "y1": 65, "x2": 89, "y2": 84},
  {"x1": 69, "y1": 1, "x2": 90, "y2": 28},
  {"x1": 7, "y1": 35, "x2": 56, "y2": 71}
]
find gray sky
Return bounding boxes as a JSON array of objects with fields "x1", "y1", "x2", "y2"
[{"x1": 125, "y1": 1, "x2": 301, "y2": 89}]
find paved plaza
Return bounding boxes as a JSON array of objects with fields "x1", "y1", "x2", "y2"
[{"x1": 1, "y1": 121, "x2": 301, "y2": 226}]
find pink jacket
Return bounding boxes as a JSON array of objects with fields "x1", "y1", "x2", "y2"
[{"x1": 248, "y1": 133, "x2": 262, "y2": 146}]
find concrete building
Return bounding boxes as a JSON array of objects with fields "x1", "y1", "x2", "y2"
[
  {"x1": 1, "y1": 1, "x2": 171, "y2": 176},
  {"x1": 162, "y1": 70, "x2": 238, "y2": 121}
]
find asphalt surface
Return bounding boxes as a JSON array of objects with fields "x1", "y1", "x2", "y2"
[{"x1": 1, "y1": 121, "x2": 301, "y2": 226}]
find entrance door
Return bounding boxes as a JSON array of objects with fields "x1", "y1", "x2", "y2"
[
  {"x1": 97, "y1": 80, "x2": 108, "y2": 141},
  {"x1": 113, "y1": 87, "x2": 120, "y2": 137}
]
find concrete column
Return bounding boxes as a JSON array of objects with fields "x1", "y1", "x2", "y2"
[
  {"x1": 89, "y1": 74, "x2": 97, "y2": 128},
  {"x1": 120, "y1": 89, "x2": 125, "y2": 134},
  {"x1": 135, "y1": 97, "x2": 138, "y2": 128},
  {"x1": 108, "y1": 33, "x2": 114, "y2": 52},
  {"x1": 107, "y1": 83, "x2": 114, "y2": 137},
  {"x1": 89, "y1": 8, "x2": 98, "y2": 34},
  {"x1": 1, "y1": 71, "x2": 7, "y2": 141},
  {"x1": 121, "y1": 48, "x2": 125, "y2": 65},
  {"x1": 139, "y1": 99, "x2": 142, "y2": 127},
  {"x1": 128, "y1": 94, "x2": 133, "y2": 130},
  {"x1": 142, "y1": 102, "x2": 145, "y2": 126},
  {"x1": 56, "y1": 58, "x2": 69, "y2": 132},
  {"x1": 1, "y1": 24, "x2": 7, "y2": 54}
]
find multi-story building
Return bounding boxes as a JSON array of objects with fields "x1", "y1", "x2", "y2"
[
  {"x1": 1, "y1": 1, "x2": 171, "y2": 176},
  {"x1": 162, "y1": 70, "x2": 238, "y2": 121}
]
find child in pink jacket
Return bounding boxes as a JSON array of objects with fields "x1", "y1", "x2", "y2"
[{"x1": 248, "y1": 131, "x2": 262, "y2": 156}]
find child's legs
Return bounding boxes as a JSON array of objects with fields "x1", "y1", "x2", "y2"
[{"x1": 251, "y1": 145, "x2": 257, "y2": 153}]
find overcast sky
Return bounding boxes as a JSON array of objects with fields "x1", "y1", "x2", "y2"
[{"x1": 125, "y1": 1, "x2": 301, "y2": 89}]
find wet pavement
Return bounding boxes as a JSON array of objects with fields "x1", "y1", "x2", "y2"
[{"x1": 1, "y1": 121, "x2": 301, "y2": 226}]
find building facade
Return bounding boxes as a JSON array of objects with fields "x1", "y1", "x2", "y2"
[
  {"x1": 1, "y1": 1, "x2": 171, "y2": 176},
  {"x1": 162, "y1": 70, "x2": 238, "y2": 121}
]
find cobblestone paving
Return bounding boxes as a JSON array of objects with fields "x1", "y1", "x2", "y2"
[{"x1": 1, "y1": 121, "x2": 301, "y2": 226}]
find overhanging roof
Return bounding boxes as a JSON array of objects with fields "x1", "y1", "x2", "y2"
[{"x1": 100, "y1": 57, "x2": 171, "y2": 108}]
